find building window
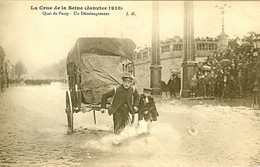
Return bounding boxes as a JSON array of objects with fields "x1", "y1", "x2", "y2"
[
  {"x1": 179, "y1": 44, "x2": 183, "y2": 50},
  {"x1": 127, "y1": 63, "x2": 134, "y2": 74},
  {"x1": 173, "y1": 44, "x2": 182, "y2": 51},
  {"x1": 143, "y1": 51, "x2": 148, "y2": 58},
  {"x1": 161, "y1": 45, "x2": 170, "y2": 52},
  {"x1": 197, "y1": 44, "x2": 200, "y2": 50},
  {"x1": 137, "y1": 52, "x2": 142, "y2": 59}
]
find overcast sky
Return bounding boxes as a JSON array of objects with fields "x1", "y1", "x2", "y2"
[{"x1": 0, "y1": 1, "x2": 260, "y2": 73}]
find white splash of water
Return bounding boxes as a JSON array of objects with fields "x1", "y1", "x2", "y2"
[
  {"x1": 84, "y1": 119, "x2": 181, "y2": 160},
  {"x1": 84, "y1": 120, "x2": 151, "y2": 151}
]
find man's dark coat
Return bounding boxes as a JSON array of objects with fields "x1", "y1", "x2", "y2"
[{"x1": 101, "y1": 85, "x2": 139, "y2": 115}]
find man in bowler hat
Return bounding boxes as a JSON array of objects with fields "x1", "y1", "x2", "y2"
[{"x1": 100, "y1": 73, "x2": 139, "y2": 134}]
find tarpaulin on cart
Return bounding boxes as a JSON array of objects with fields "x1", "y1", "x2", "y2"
[
  {"x1": 67, "y1": 38, "x2": 136, "y2": 68},
  {"x1": 80, "y1": 53, "x2": 125, "y2": 104}
]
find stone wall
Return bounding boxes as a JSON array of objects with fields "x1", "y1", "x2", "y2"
[
  {"x1": 134, "y1": 55, "x2": 209, "y2": 91},
  {"x1": 135, "y1": 57, "x2": 183, "y2": 90},
  {"x1": 134, "y1": 60, "x2": 150, "y2": 91},
  {"x1": 134, "y1": 40, "x2": 224, "y2": 90}
]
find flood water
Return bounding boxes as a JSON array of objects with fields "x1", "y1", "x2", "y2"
[{"x1": 0, "y1": 83, "x2": 260, "y2": 167}]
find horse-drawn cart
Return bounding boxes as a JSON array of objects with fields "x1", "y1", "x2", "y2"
[{"x1": 65, "y1": 38, "x2": 136, "y2": 131}]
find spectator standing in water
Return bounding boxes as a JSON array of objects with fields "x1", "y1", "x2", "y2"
[
  {"x1": 252, "y1": 81, "x2": 259, "y2": 108},
  {"x1": 189, "y1": 75, "x2": 198, "y2": 97},
  {"x1": 161, "y1": 80, "x2": 169, "y2": 100},
  {"x1": 167, "y1": 74, "x2": 179, "y2": 98}
]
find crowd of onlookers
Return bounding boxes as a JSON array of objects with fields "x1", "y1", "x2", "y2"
[
  {"x1": 189, "y1": 46, "x2": 259, "y2": 99},
  {"x1": 160, "y1": 45, "x2": 259, "y2": 99}
]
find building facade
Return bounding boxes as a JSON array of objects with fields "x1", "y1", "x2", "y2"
[{"x1": 134, "y1": 38, "x2": 225, "y2": 89}]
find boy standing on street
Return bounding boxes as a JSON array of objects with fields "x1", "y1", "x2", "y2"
[{"x1": 138, "y1": 88, "x2": 159, "y2": 122}]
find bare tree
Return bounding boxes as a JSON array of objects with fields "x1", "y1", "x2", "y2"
[{"x1": 14, "y1": 60, "x2": 27, "y2": 79}]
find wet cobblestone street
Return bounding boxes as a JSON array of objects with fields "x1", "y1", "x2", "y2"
[{"x1": 0, "y1": 84, "x2": 260, "y2": 167}]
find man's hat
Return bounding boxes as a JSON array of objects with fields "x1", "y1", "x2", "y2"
[
  {"x1": 143, "y1": 88, "x2": 152, "y2": 92},
  {"x1": 122, "y1": 72, "x2": 134, "y2": 81}
]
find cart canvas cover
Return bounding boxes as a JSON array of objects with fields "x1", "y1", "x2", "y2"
[{"x1": 67, "y1": 38, "x2": 136, "y2": 104}]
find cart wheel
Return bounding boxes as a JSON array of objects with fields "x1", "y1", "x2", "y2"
[
  {"x1": 66, "y1": 90, "x2": 74, "y2": 132},
  {"x1": 65, "y1": 91, "x2": 70, "y2": 126}
]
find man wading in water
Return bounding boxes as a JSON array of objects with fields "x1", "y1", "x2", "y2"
[{"x1": 100, "y1": 73, "x2": 139, "y2": 134}]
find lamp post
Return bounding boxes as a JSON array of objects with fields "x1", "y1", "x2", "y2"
[
  {"x1": 150, "y1": 1, "x2": 162, "y2": 95},
  {"x1": 215, "y1": 4, "x2": 231, "y2": 34},
  {"x1": 215, "y1": 3, "x2": 231, "y2": 51}
]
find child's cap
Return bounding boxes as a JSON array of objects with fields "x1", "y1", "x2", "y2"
[{"x1": 143, "y1": 88, "x2": 152, "y2": 92}]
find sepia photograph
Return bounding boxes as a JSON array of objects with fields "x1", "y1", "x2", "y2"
[{"x1": 0, "y1": 0, "x2": 260, "y2": 166}]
